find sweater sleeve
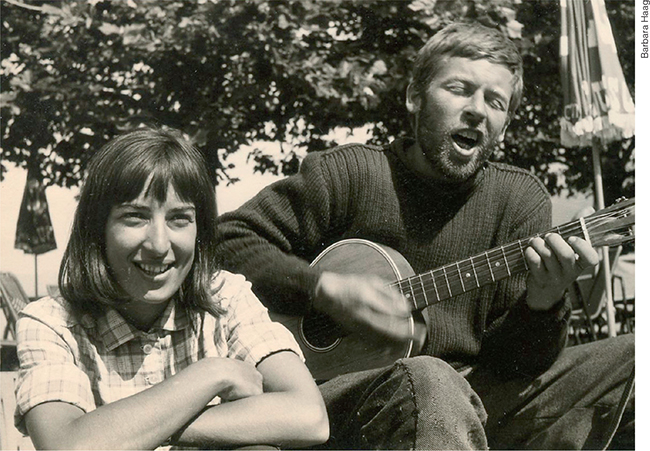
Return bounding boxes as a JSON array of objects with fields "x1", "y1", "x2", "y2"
[
  {"x1": 216, "y1": 151, "x2": 342, "y2": 316},
  {"x1": 478, "y1": 178, "x2": 571, "y2": 379}
]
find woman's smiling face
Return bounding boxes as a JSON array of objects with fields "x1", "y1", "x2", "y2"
[{"x1": 105, "y1": 181, "x2": 197, "y2": 309}]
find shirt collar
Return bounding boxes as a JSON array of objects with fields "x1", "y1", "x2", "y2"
[{"x1": 84, "y1": 300, "x2": 194, "y2": 351}]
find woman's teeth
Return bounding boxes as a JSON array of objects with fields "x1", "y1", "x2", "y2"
[{"x1": 136, "y1": 263, "x2": 172, "y2": 276}]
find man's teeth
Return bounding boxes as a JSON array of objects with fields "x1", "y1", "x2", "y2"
[
  {"x1": 457, "y1": 130, "x2": 479, "y2": 141},
  {"x1": 453, "y1": 130, "x2": 479, "y2": 150},
  {"x1": 136, "y1": 263, "x2": 172, "y2": 275}
]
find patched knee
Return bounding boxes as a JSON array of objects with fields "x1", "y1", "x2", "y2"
[{"x1": 396, "y1": 356, "x2": 488, "y2": 425}]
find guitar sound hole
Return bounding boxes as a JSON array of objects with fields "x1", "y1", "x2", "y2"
[{"x1": 299, "y1": 312, "x2": 344, "y2": 352}]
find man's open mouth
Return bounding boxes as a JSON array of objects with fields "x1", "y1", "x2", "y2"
[{"x1": 451, "y1": 129, "x2": 481, "y2": 150}]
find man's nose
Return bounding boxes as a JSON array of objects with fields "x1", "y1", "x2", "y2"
[
  {"x1": 462, "y1": 93, "x2": 487, "y2": 124},
  {"x1": 144, "y1": 220, "x2": 171, "y2": 255}
]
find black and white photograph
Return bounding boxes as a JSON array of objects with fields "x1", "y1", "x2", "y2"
[{"x1": 0, "y1": 1, "x2": 640, "y2": 449}]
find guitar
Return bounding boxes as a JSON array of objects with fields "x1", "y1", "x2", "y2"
[{"x1": 270, "y1": 198, "x2": 635, "y2": 381}]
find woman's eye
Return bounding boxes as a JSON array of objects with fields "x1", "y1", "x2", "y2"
[
  {"x1": 121, "y1": 212, "x2": 147, "y2": 224},
  {"x1": 169, "y1": 214, "x2": 195, "y2": 227}
]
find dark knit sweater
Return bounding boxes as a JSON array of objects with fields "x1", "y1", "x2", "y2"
[{"x1": 216, "y1": 138, "x2": 571, "y2": 377}]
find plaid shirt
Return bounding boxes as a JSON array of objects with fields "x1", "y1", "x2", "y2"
[{"x1": 14, "y1": 271, "x2": 303, "y2": 436}]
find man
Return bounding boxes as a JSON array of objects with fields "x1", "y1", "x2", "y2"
[{"x1": 216, "y1": 22, "x2": 634, "y2": 449}]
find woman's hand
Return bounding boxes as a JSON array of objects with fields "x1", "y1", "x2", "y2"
[
  {"x1": 24, "y1": 356, "x2": 260, "y2": 450},
  {"x1": 210, "y1": 358, "x2": 264, "y2": 401},
  {"x1": 174, "y1": 351, "x2": 329, "y2": 449}
]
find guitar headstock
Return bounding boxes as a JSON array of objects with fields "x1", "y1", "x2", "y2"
[{"x1": 584, "y1": 197, "x2": 635, "y2": 247}]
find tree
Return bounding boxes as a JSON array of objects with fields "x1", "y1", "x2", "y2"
[{"x1": 1, "y1": 0, "x2": 634, "y2": 201}]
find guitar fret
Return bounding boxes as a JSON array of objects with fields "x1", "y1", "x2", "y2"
[
  {"x1": 485, "y1": 251, "x2": 495, "y2": 282},
  {"x1": 442, "y1": 266, "x2": 452, "y2": 297},
  {"x1": 418, "y1": 274, "x2": 429, "y2": 307},
  {"x1": 500, "y1": 247, "x2": 512, "y2": 276},
  {"x1": 406, "y1": 278, "x2": 416, "y2": 303},
  {"x1": 428, "y1": 271, "x2": 440, "y2": 301},
  {"x1": 470, "y1": 256, "x2": 480, "y2": 287},
  {"x1": 456, "y1": 262, "x2": 466, "y2": 292},
  {"x1": 517, "y1": 240, "x2": 529, "y2": 270}
]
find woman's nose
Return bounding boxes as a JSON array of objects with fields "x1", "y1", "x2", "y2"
[{"x1": 144, "y1": 220, "x2": 171, "y2": 255}]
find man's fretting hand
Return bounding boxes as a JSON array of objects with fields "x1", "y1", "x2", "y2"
[{"x1": 524, "y1": 233, "x2": 599, "y2": 311}]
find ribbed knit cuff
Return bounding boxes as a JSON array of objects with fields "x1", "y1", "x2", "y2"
[{"x1": 522, "y1": 290, "x2": 571, "y2": 323}]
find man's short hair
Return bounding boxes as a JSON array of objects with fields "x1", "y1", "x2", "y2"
[{"x1": 411, "y1": 22, "x2": 524, "y2": 117}]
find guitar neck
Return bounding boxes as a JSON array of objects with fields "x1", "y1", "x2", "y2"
[{"x1": 391, "y1": 219, "x2": 590, "y2": 311}]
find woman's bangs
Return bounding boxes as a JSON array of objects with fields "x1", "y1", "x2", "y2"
[
  {"x1": 146, "y1": 153, "x2": 204, "y2": 206},
  {"x1": 109, "y1": 162, "x2": 154, "y2": 205}
]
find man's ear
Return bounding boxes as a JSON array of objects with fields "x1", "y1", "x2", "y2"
[
  {"x1": 498, "y1": 119, "x2": 510, "y2": 142},
  {"x1": 406, "y1": 83, "x2": 421, "y2": 114}
]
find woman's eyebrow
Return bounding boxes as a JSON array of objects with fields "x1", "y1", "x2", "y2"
[
  {"x1": 169, "y1": 205, "x2": 196, "y2": 213},
  {"x1": 114, "y1": 201, "x2": 148, "y2": 210}
]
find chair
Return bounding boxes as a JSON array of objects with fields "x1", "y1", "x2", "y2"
[
  {"x1": 0, "y1": 371, "x2": 35, "y2": 450},
  {"x1": 612, "y1": 253, "x2": 635, "y2": 335},
  {"x1": 0, "y1": 272, "x2": 31, "y2": 341},
  {"x1": 568, "y1": 246, "x2": 624, "y2": 344},
  {"x1": 46, "y1": 284, "x2": 60, "y2": 298},
  {"x1": 0, "y1": 274, "x2": 35, "y2": 450},
  {"x1": 1, "y1": 272, "x2": 31, "y2": 372}
]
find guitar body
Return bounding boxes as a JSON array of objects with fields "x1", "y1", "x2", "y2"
[{"x1": 270, "y1": 238, "x2": 425, "y2": 381}]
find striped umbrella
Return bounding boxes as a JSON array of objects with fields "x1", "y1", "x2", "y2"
[
  {"x1": 559, "y1": 0, "x2": 634, "y2": 337},
  {"x1": 560, "y1": 0, "x2": 634, "y2": 146}
]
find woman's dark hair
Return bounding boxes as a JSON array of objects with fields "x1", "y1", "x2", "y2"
[{"x1": 59, "y1": 127, "x2": 222, "y2": 318}]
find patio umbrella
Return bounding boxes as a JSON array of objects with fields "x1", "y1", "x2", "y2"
[
  {"x1": 14, "y1": 170, "x2": 57, "y2": 298},
  {"x1": 559, "y1": 0, "x2": 634, "y2": 336}
]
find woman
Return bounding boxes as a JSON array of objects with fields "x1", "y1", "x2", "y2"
[{"x1": 14, "y1": 127, "x2": 328, "y2": 450}]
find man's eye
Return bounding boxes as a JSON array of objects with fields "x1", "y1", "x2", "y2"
[
  {"x1": 446, "y1": 84, "x2": 467, "y2": 94},
  {"x1": 489, "y1": 98, "x2": 507, "y2": 111}
]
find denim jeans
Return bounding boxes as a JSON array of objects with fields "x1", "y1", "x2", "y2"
[{"x1": 316, "y1": 334, "x2": 634, "y2": 450}]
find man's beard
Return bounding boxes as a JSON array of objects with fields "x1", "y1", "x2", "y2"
[{"x1": 416, "y1": 114, "x2": 495, "y2": 183}]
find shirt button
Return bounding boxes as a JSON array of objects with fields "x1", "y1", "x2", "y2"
[{"x1": 142, "y1": 344, "x2": 153, "y2": 354}]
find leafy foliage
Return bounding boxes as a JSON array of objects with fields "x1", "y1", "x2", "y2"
[{"x1": 1, "y1": 0, "x2": 634, "y2": 202}]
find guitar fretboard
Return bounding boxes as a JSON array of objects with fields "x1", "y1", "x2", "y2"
[{"x1": 388, "y1": 199, "x2": 634, "y2": 311}]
